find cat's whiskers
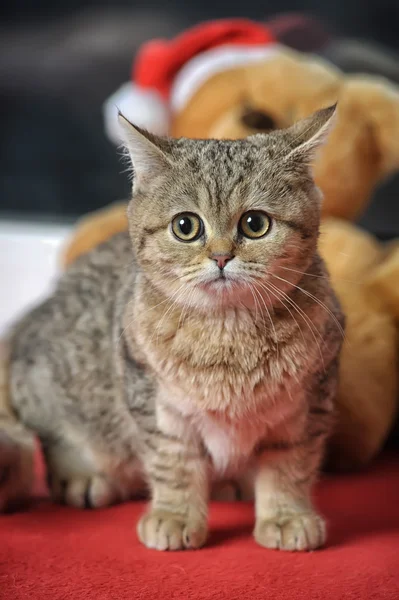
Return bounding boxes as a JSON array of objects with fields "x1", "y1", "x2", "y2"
[
  {"x1": 124, "y1": 274, "x2": 176, "y2": 310},
  {"x1": 177, "y1": 284, "x2": 198, "y2": 331},
  {"x1": 252, "y1": 284, "x2": 271, "y2": 338},
  {"x1": 279, "y1": 265, "x2": 329, "y2": 280},
  {"x1": 270, "y1": 273, "x2": 345, "y2": 340},
  {"x1": 246, "y1": 281, "x2": 260, "y2": 322},
  {"x1": 117, "y1": 274, "x2": 189, "y2": 346},
  {"x1": 254, "y1": 279, "x2": 306, "y2": 347},
  {"x1": 278, "y1": 265, "x2": 360, "y2": 285},
  {"x1": 151, "y1": 285, "x2": 191, "y2": 347},
  {"x1": 266, "y1": 280, "x2": 323, "y2": 340},
  {"x1": 262, "y1": 279, "x2": 325, "y2": 369},
  {"x1": 251, "y1": 283, "x2": 278, "y2": 352},
  {"x1": 255, "y1": 282, "x2": 303, "y2": 387},
  {"x1": 118, "y1": 283, "x2": 186, "y2": 348}
]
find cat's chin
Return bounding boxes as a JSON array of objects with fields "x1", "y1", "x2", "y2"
[
  {"x1": 199, "y1": 277, "x2": 238, "y2": 296},
  {"x1": 200, "y1": 278, "x2": 231, "y2": 290},
  {"x1": 194, "y1": 278, "x2": 261, "y2": 310}
]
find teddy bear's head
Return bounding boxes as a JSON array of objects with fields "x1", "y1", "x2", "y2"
[{"x1": 171, "y1": 48, "x2": 399, "y2": 223}]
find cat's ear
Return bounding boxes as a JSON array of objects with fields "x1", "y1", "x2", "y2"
[
  {"x1": 118, "y1": 113, "x2": 171, "y2": 187},
  {"x1": 284, "y1": 104, "x2": 337, "y2": 165}
]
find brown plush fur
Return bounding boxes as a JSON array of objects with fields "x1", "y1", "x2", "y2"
[
  {"x1": 319, "y1": 220, "x2": 398, "y2": 470},
  {"x1": 61, "y1": 201, "x2": 128, "y2": 267},
  {"x1": 178, "y1": 49, "x2": 399, "y2": 222},
  {"x1": 63, "y1": 49, "x2": 399, "y2": 265},
  {"x1": 368, "y1": 243, "x2": 399, "y2": 319}
]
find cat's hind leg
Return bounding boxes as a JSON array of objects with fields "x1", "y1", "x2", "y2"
[
  {"x1": 0, "y1": 343, "x2": 35, "y2": 512},
  {"x1": 43, "y1": 440, "x2": 126, "y2": 509},
  {"x1": 10, "y1": 369, "x2": 143, "y2": 510}
]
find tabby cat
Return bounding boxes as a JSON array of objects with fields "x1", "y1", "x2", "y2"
[{"x1": 1, "y1": 106, "x2": 344, "y2": 551}]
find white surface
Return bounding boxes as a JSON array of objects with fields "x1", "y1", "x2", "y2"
[
  {"x1": 0, "y1": 221, "x2": 71, "y2": 337},
  {"x1": 170, "y1": 43, "x2": 281, "y2": 112}
]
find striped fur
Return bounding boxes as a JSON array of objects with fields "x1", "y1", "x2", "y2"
[{"x1": 2, "y1": 107, "x2": 344, "y2": 551}]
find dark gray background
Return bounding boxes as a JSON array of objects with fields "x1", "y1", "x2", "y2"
[{"x1": 1, "y1": 0, "x2": 399, "y2": 238}]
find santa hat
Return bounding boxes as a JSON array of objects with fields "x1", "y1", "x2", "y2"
[{"x1": 103, "y1": 19, "x2": 280, "y2": 143}]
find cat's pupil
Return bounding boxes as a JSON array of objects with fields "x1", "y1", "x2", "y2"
[
  {"x1": 179, "y1": 218, "x2": 192, "y2": 235},
  {"x1": 246, "y1": 214, "x2": 263, "y2": 232}
]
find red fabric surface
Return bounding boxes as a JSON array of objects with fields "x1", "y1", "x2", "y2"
[
  {"x1": 134, "y1": 19, "x2": 275, "y2": 98},
  {"x1": 2, "y1": 453, "x2": 399, "y2": 600}
]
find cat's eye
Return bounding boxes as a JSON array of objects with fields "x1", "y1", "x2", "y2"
[
  {"x1": 239, "y1": 211, "x2": 271, "y2": 239},
  {"x1": 171, "y1": 213, "x2": 204, "y2": 242}
]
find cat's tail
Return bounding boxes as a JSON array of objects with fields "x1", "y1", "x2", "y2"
[{"x1": 0, "y1": 341, "x2": 35, "y2": 512}]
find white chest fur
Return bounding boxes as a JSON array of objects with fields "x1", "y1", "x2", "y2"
[
  {"x1": 139, "y1": 303, "x2": 310, "y2": 476},
  {"x1": 160, "y1": 379, "x2": 302, "y2": 478},
  {"x1": 196, "y1": 411, "x2": 262, "y2": 476}
]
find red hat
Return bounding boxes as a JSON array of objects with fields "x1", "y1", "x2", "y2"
[{"x1": 104, "y1": 19, "x2": 278, "y2": 143}]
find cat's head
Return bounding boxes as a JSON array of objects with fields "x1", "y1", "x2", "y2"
[{"x1": 119, "y1": 106, "x2": 335, "y2": 309}]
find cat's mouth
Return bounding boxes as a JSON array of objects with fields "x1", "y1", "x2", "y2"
[{"x1": 199, "y1": 272, "x2": 241, "y2": 292}]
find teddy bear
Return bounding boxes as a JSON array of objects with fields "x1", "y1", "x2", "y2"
[
  {"x1": 103, "y1": 18, "x2": 399, "y2": 224},
  {"x1": 43, "y1": 19, "x2": 399, "y2": 470},
  {"x1": 319, "y1": 219, "x2": 398, "y2": 470}
]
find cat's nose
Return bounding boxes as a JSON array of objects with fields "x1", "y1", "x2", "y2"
[{"x1": 211, "y1": 253, "x2": 234, "y2": 270}]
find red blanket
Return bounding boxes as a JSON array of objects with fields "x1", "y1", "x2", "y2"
[{"x1": 1, "y1": 454, "x2": 399, "y2": 600}]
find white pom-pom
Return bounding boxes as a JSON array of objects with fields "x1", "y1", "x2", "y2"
[{"x1": 103, "y1": 82, "x2": 170, "y2": 144}]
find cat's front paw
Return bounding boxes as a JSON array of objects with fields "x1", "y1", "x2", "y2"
[
  {"x1": 254, "y1": 512, "x2": 326, "y2": 551},
  {"x1": 137, "y1": 510, "x2": 208, "y2": 551}
]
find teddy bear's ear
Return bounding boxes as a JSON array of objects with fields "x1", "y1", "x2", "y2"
[
  {"x1": 118, "y1": 112, "x2": 171, "y2": 188},
  {"x1": 285, "y1": 104, "x2": 337, "y2": 165}
]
